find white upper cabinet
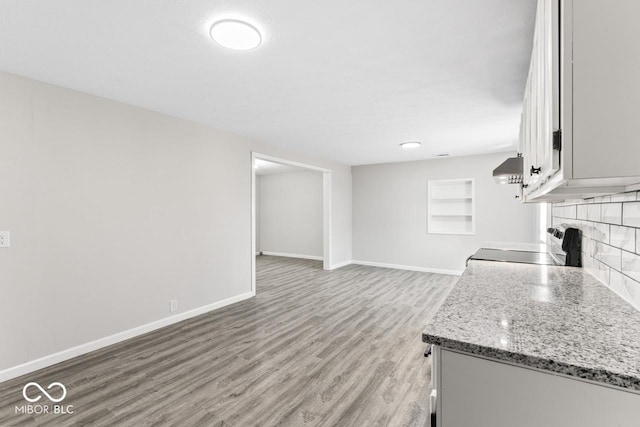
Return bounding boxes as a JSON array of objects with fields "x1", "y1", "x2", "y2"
[
  {"x1": 521, "y1": 0, "x2": 560, "y2": 191},
  {"x1": 520, "y1": 0, "x2": 640, "y2": 202}
]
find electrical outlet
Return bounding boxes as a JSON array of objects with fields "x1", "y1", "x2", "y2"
[
  {"x1": 0, "y1": 231, "x2": 10, "y2": 248},
  {"x1": 170, "y1": 299, "x2": 178, "y2": 313}
]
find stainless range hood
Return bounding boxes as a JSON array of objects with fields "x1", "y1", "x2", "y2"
[{"x1": 493, "y1": 154, "x2": 523, "y2": 184}]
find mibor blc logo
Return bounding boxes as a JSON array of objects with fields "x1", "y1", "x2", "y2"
[
  {"x1": 15, "y1": 382, "x2": 74, "y2": 415},
  {"x1": 22, "y1": 382, "x2": 67, "y2": 403}
]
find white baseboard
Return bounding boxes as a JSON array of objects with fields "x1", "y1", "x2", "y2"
[
  {"x1": 0, "y1": 291, "x2": 255, "y2": 383},
  {"x1": 351, "y1": 260, "x2": 463, "y2": 276},
  {"x1": 329, "y1": 260, "x2": 352, "y2": 270},
  {"x1": 261, "y1": 251, "x2": 323, "y2": 261}
]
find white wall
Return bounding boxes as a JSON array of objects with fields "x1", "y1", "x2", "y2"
[
  {"x1": 0, "y1": 71, "x2": 352, "y2": 375},
  {"x1": 352, "y1": 152, "x2": 536, "y2": 273},
  {"x1": 258, "y1": 171, "x2": 323, "y2": 258}
]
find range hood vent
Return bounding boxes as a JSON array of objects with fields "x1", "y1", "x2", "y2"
[{"x1": 493, "y1": 155, "x2": 523, "y2": 184}]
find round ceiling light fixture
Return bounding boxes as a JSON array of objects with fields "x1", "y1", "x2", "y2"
[
  {"x1": 210, "y1": 19, "x2": 262, "y2": 50},
  {"x1": 400, "y1": 142, "x2": 421, "y2": 150}
]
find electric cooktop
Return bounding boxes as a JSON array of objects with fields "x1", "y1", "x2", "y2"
[{"x1": 469, "y1": 248, "x2": 559, "y2": 266}]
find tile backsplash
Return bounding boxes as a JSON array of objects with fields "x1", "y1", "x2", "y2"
[{"x1": 553, "y1": 191, "x2": 640, "y2": 312}]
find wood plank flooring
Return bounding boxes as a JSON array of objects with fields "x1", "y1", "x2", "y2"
[{"x1": 0, "y1": 256, "x2": 456, "y2": 426}]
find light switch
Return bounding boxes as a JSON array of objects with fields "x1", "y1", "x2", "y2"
[{"x1": 0, "y1": 231, "x2": 10, "y2": 248}]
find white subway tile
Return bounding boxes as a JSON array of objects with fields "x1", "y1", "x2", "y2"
[
  {"x1": 612, "y1": 192, "x2": 637, "y2": 202},
  {"x1": 594, "y1": 242, "x2": 622, "y2": 271},
  {"x1": 610, "y1": 225, "x2": 636, "y2": 253},
  {"x1": 585, "y1": 258, "x2": 610, "y2": 286},
  {"x1": 577, "y1": 205, "x2": 588, "y2": 220},
  {"x1": 623, "y1": 202, "x2": 640, "y2": 227},
  {"x1": 610, "y1": 270, "x2": 640, "y2": 311},
  {"x1": 601, "y1": 203, "x2": 622, "y2": 225},
  {"x1": 622, "y1": 251, "x2": 640, "y2": 283},
  {"x1": 582, "y1": 252, "x2": 594, "y2": 269},
  {"x1": 587, "y1": 204, "x2": 602, "y2": 222},
  {"x1": 591, "y1": 222, "x2": 610, "y2": 244},
  {"x1": 553, "y1": 198, "x2": 640, "y2": 311},
  {"x1": 582, "y1": 238, "x2": 595, "y2": 258}
]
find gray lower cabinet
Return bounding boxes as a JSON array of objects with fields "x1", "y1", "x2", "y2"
[{"x1": 429, "y1": 346, "x2": 640, "y2": 426}]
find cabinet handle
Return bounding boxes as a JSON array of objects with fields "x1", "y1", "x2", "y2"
[
  {"x1": 424, "y1": 345, "x2": 432, "y2": 357},
  {"x1": 553, "y1": 130, "x2": 562, "y2": 151},
  {"x1": 530, "y1": 166, "x2": 541, "y2": 175},
  {"x1": 430, "y1": 389, "x2": 438, "y2": 415}
]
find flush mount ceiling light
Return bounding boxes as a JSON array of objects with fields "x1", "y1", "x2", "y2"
[
  {"x1": 210, "y1": 19, "x2": 262, "y2": 50},
  {"x1": 400, "y1": 142, "x2": 421, "y2": 150}
]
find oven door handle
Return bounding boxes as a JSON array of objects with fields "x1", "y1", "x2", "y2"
[{"x1": 466, "y1": 254, "x2": 474, "y2": 267}]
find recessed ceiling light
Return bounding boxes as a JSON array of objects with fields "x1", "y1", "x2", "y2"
[
  {"x1": 400, "y1": 142, "x2": 421, "y2": 150},
  {"x1": 210, "y1": 19, "x2": 262, "y2": 50}
]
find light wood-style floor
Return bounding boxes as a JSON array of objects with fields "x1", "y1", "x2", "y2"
[{"x1": 0, "y1": 256, "x2": 456, "y2": 426}]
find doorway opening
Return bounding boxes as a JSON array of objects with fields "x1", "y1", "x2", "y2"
[{"x1": 251, "y1": 152, "x2": 331, "y2": 294}]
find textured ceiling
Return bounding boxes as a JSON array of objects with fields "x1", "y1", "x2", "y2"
[{"x1": 0, "y1": 0, "x2": 536, "y2": 165}]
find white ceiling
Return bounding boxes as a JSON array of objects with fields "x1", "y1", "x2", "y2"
[{"x1": 0, "y1": 0, "x2": 536, "y2": 165}]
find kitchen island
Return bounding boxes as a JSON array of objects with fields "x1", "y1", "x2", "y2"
[{"x1": 423, "y1": 259, "x2": 640, "y2": 426}]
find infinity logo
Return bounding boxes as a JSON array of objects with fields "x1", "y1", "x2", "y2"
[{"x1": 22, "y1": 382, "x2": 67, "y2": 403}]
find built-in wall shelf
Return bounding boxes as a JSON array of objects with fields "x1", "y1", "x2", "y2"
[{"x1": 428, "y1": 178, "x2": 475, "y2": 235}]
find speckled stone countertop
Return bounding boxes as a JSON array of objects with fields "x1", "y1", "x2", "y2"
[{"x1": 423, "y1": 260, "x2": 640, "y2": 391}]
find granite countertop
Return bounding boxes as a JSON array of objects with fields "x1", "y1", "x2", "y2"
[{"x1": 423, "y1": 260, "x2": 640, "y2": 391}]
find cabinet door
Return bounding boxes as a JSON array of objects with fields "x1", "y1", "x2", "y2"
[
  {"x1": 440, "y1": 349, "x2": 640, "y2": 427},
  {"x1": 521, "y1": 0, "x2": 560, "y2": 192},
  {"x1": 571, "y1": 0, "x2": 640, "y2": 179},
  {"x1": 521, "y1": 86, "x2": 533, "y2": 188},
  {"x1": 521, "y1": 2, "x2": 541, "y2": 189},
  {"x1": 537, "y1": 0, "x2": 560, "y2": 182}
]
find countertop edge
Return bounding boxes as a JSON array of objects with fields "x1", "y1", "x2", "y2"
[{"x1": 422, "y1": 332, "x2": 640, "y2": 392}]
